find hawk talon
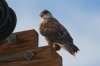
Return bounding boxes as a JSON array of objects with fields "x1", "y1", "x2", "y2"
[{"x1": 53, "y1": 44, "x2": 61, "y2": 51}]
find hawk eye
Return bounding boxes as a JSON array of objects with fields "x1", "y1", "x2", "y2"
[
  {"x1": 41, "y1": 14, "x2": 43, "y2": 17},
  {"x1": 40, "y1": 10, "x2": 50, "y2": 17}
]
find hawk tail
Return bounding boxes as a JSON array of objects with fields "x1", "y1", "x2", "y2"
[{"x1": 64, "y1": 44, "x2": 79, "y2": 56}]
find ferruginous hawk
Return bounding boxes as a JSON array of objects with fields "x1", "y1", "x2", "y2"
[{"x1": 39, "y1": 10, "x2": 79, "y2": 56}]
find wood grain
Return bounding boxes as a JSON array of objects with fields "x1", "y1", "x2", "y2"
[
  {"x1": 0, "y1": 46, "x2": 62, "y2": 66},
  {"x1": 0, "y1": 29, "x2": 38, "y2": 53},
  {"x1": 0, "y1": 29, "x2": 62, "y2": 66}
]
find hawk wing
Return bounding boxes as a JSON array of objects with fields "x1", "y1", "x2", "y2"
[{"x1": 39, "y1": 18, "x2": 73, "y2": 44}]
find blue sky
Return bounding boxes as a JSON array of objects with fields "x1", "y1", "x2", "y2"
[{"x1": 6, "y1": 0, "x2": 100, "y2": 66}]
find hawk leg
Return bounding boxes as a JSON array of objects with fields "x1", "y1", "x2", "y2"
[
  {"x1": 48, "y1": 41, "x2": 61, "y2": 51},
  {"x1": 48, "y1": 41, "x2": 53, "y2": 47}
]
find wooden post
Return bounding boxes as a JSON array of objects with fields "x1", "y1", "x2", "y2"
[
  {"x1": 0, "y1": 29, "x2": 38, "y2": 54},
  {"x1": 0, "y1": 29, "x2": 62, "y2": 66}
]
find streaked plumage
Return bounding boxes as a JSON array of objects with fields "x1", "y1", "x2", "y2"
[{"x1": 39, "y1": 10, "x2": 79, "y2": 56}]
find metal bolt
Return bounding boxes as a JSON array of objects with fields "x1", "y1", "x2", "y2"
[
  {"x1": 24, "y1": 50, "x2": 35, "y2": 61},
  {"x1": 6, "y1": 34, "x2": 17, "y2": 44}
]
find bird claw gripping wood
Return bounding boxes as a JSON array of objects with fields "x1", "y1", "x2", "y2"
[{"x1": 24, "y1": 50, "x2": 35, "y2": 61}]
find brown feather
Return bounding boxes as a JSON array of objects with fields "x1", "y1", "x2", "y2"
[
  {"x1": 39, "y1": 18, "x2": 79, "y2": 56},
  {"x1": 64, "y1": 44, "x2": 80, "y2": 56}
]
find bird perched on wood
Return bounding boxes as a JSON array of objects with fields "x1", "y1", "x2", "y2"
[{"x1": 39, "y1": 10, "x2": 79, "y2": 56}]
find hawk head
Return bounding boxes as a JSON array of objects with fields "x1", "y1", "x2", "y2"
[{"x1": 40, "y1": 10, "x2": 53, "y2": 19}]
